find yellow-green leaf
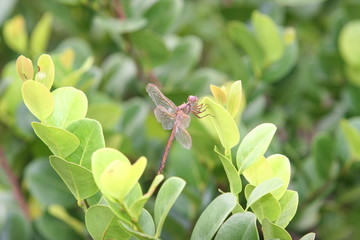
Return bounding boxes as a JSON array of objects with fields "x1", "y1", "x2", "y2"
[
  {"x1": 130, "y1": 174, "x2": 164, "y2": 219},
  {"x1": 268, "y1": 154, "x2": 291, "y2": 200},
  {"x1": 32, "y1": 122, "x2": 80, "y2": 158},
  {"x1": 339, "y1": 20, "x2": 360, "y2": 67},
  {"x1": 252, "y1": 11, "x2": 284, "y2": 65},
  {"x1": 16, "y1": 55, "x2": 34, "y2": 81},
  {"x1": 340, "y1": 119, "x2": 360, "y2": 160},
  {"x1": 3, "y1": 15, "x2": 28, "y2": 53},
  {"x1": 35, "y1": 54, "x2": 55, "y2": 89},
  {"x1": 237, "y1": 123, "x2": 277, "y2": 173},
  {"x1": 59, "y1": 48, "x2": 75, "y2": 71},
  {"x1": 22, "y1": 80, "x2": 54, "y2": 122},
  {"x1": 226, "y1": 80, "x2": 242, "y2": 118},
  {"x1": 215, "y1": 146, "x2": 242, "y2": 195},
  {"x1": 100, "y1": 157, "x2": 147, "y2": 202},
  {"x1": 262, "y1": 218, "x2": 291, "y2": 240},
  {"x1": 210, "y1": 85, "x2": 227, "y2": 105},
  {"x1": 203, "y1": 97, "x2": 240, "y2": 150},
  {"x1": 227, "y1": 21, "x2": 265, "y2": 76},
  {"x1": 30, "y1": 13, "x2": 53, "y2": 56},
  {"x1": 242, "y1": 156, "x2": 272, "y2": 186},
  {"x1": 46, "y1": 87, "x2": 88, "y2": 128},
  {"x1": 60, "y1": 56, "x2": 94, "y2": 87},
  {"x1": 91, "y1": 148, "x2": 129, "y2": 189}
]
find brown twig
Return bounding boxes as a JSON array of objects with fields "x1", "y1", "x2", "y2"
[{"x1": 0, "y1": 148, "x2": 30, "y2": 219}]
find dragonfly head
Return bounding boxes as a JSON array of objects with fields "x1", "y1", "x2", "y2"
[{"x1": 187, "y1": 95, "x2": 198, "y2": 106}]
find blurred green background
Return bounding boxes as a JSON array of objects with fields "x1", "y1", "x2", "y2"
[{"x1": 1, "y1": 0, "x2": 360, "y2": 239}]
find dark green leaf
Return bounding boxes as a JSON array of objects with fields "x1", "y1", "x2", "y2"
[
  {"x1": 215, "y1": 212, "x2": 259, "y2": 240},
  {"x1": 66, "y1": 118, "x2": 105, "y2": 170},
  {"x1": 190, "y1": 193, "x2": 237, "y2": 240},
  {"x1": 24, "y1": 159, "x2": 74, "y2": 207},
  {"x1": 154, "y1": 177, "x2": 186, "y2": 237}
]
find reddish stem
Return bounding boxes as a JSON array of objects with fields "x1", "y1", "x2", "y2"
[{"x1": 0, "y1": 148, "x2": 30, "y2": 220}]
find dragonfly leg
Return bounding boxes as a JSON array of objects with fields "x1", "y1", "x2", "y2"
[
  {"x1": 194, "y1": 103, "x2": 208, "y2": 113},
  {"x1": 192, "y1": 111, "x2": 212, "y2": 119}
]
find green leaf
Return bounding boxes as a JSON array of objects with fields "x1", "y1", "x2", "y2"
[
  {"x1": 130, "y1": 174, "x2": 164, "y2": 219},
  {"x1": 190, "y1": 193, "x2": 237, "y2": 240},
  {"x1": 252, "y1": 11, "x2": 284, "y2": 64},
  {"x1": 237, "y1": 123, "x2": 277, "y2": 173},
  {"x1": 87, "y1": 102, "x2": 121, "y2": 130},
  {"x1": 313, "y1": 133, "x2": 334, "y2": 178},
  {"x1": 203, "y1": 97, "x2": 240, "y2": 150},
  {"x1": 124, "y1": 183, "x2": 143, "y2": 208},
  {"x1": 92, "y1": 148, "x2": 129, "y2": 188},
  {"x1": 101, "y1": 53, "x2": 136, "y2": 98},
  {"x1": 339, "y1": 20, "x2": 360, "y2": 67},
  {"x1": 145, "y1": 0, "x2": 183, "y2": 34},
  {"x1": 30, "y1": 13, "x2": 53, "y2": 56},
  {"x1": 262, "y1": 28, "x2": 298, "y2": 82},
  {"x1": 154, "y1": 177, "x2": 186, "y2": 237},
  {"x1": 214, "y1": 212, "x2": 259, "y2": 240},
  {"x1": 138, "y1": 209, "x2": 156, "y2": 237},
  {"x1": 275, "y1": 190, "x2": 299, "y2": 228},
  {"x1": 24, "y1": 159, "x2": 74, "y2": 207},
  {"x1": 227, "y1": 21, "x2": 265, "y2": 76},
  {"x1": 50, "y1": 155, "x2": 99, "y2": 200},
  {"x1": 46, "y1": 87, "x2": 88, "y2": 128},
  {"x1": 267, "y1": 154, "x2": 291, "y2": 199},
  {"x1": 3, "y1": 15, "x2": 28, "y2": 53},
  {"x1": 60, "y1": 56, "x2": 94, "y2": 87},
  {"x1": 214, "y1": 146, "x2": 242, "y2": 194},
  {"x1": 300, "y1": 232, "x2": 316, "y2": 240},
  {"x1": 118, "y1": 221, "x2": 158, "y2": 240},
  {"x1": 85, "y1": 205, "x2": 130, "y2": 240},
  {"x1": 157, "y1": 36, "x2": 202, "y2": 84},
  {"x1": 245, "y1": 185, "x2": 281, "y2": 222},
  {"x1": 66, "y1": 119, "x2": 105, "y2": 169},
  {"x1": 254, "y1": 195, "x2": 281, "y2": 222},
  {"x1": 35, "y1": 212, "x2": 82, "y2": 240},
  {"x1": 35, "y1": 54, "x2": 55, "y2": 89},
  {"x1": 0, "y1": 210, "x2": 31, "y2": 240},
  {"x1": 246, "y1": 178, "x2": 283, "y2": 209},
  {"x1": 340, "y1": 119, "x2": 360, "y2": 160},
  {"x1": 345, "y1": 65, "x2": 360, "y2": 86},
  {"x1": 94, "y1": 16, "x2": 147, "y2": 34},
  {"x1": 22, "y1": 80, "x2": 54, "y2": 122},
  {"x1": 129, "y1": 30, "x2": 169, "y2": 69},
  {"x1": 119, "y1": 209, "x2": 157, "y2": 240},
  {"x1": 226, "y1": 80, "x2": 243, "y2": 119},
  {"x1": 16, "y1": 55, "x2": 34, "y2": 81},
  {"x1": 100, "y1": 157, "x2": 147, "y2": 202},
  {"x1": 32, "y1": 122, "x2": 79, "y2": 158},
  {"x1": 242, "y1": 156, "x2": 272, "y2": 186},
  {"x1": 262, "y1": 218, "x2": 291, "y2": 240}
]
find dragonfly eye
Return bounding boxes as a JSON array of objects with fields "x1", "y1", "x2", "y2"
[{"x1": 188, "y1": 95, "x2": 198, "y2": 104}]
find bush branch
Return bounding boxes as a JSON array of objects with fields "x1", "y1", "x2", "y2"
[{"x1": 0, "y1": 148, "x2": 30, "y2": 219}]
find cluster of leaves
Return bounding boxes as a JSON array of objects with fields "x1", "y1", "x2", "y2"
[
  {"x1": 1, "y1": 0, "x2": 360, "y2": 239},
  {"x1": 17, "y1": 54, "x2": 313, "y2": 240}
]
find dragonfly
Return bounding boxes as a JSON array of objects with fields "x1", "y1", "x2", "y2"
[{"x1": 146, "y1": 83, "x2": 208, "y2": 174}]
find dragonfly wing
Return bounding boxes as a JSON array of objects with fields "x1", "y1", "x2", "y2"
[
  {"x1": 154, "y1": 106, "x2": 176, "y2": 130},
  {"x1": 146, "y1": 84, "x2": 177, "y2": 114},
  {"x1": 175, "y1": 126, "x2": 192, "y2": 149},
  {"x1": 177, "y1": 111, "x2": 191, "y2": 129}
]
